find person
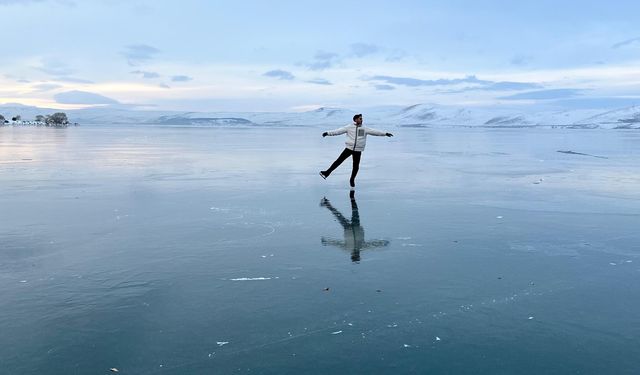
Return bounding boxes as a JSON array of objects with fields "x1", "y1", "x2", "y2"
[
  {"x1": 319, "y1": 193, "x2": 389, "y2": 262},
  {"x1": 319, "y1": 114, "x2": 393, "y2": 190}
]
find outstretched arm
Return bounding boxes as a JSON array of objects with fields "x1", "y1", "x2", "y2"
[
  {"x1": 361, "y1": 239, "x2": 390, "y2": 250},
  {"x1": 321, "y1": 237, "x2": 347, "y2": 250},
  {"x1": 323, "y1": 125, "x2": 348, "y2": 137},
  {"x1": 365, "y1": 127, "x2": 393, "y2": 137}
]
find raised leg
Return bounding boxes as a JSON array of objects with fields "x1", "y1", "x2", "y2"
[{"x1": 323, "y1": 148, "x2": 352, "y2": 177}]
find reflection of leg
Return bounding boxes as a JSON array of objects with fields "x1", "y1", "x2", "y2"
[
  {"x1": 349, "y1": 151, "x2": 361, "y2": 187},
  {"x1": 350, "y1": 196, "x2": 360, "y2": 226},
  {"x1": 320, "y1": 198, "x2": 350, "y2": 228},
  {"x1": 324, "y1": 148, "x2": 352, "y2": 176}
]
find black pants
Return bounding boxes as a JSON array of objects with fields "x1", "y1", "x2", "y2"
[{"x1": 324, "y1": 148, "x2": 361, "y2": 187}]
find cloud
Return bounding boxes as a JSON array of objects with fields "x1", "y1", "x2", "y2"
[
  {"x1": 350, "y1": 43, "x2": 379, "y2": 58},
  {"x1": 449, "y1": 81, "x2": 543, "y2": 93},
  {"x1": 307, "y1": 78, "x2": 331, "y2": 85},
  {"x1": 303, "y1": 50, "x2": 340, "y2": 71},
  {"x1": 0, "y1": 0, "x2": 74, "y2": 5},
  {"x1": 131, "y1": 70, "x2": 160, "y2": 79},
  {"x1": 52, "y1": 76, "x2": 94, "y2": 84},
  {"x1": 385, "y1": 49, "x2": 408, "y2": 62},
  {"x1": 33, "y1": 60, "x2": 93, "y2": 83},
  {"x1": 5, "y1": 74, "x2": 31, "y2": 83},
  {"x1": 374, "y1": 84, "x2": 395, "y2": 91},
  {"x1": 369, "y1": 74, "x2": 541, "y2": 92},
  {"x1": 499, "y1": 89, "x2": 585, "y2": 100},
  {"x1": 612, "y1": 37, "x2": 640, "y2": 49},
  {"x1": 484, "y1": 81, "x2": 542, "y2": 91},
  {"x1": 54, "y1": 90, "x2": 119, "y2": 105},
  {"x1": 510, "y1": 54, "x2": 533, "y2": 66},
  {"x1": 159, "y1": 83, "x2": 171, "y2": 89},
  {"x1": 34, "y1": 59, "x2": 75, "y2": 76},
  {"x1": 369, "y1": 74, "x2": 490, "y2": 87},
  {"x1": 32, "y1": 83, "x2": 62, "y2": 92},
  {"x1": 122, "y1": 44, "x2": 160, "y2": 66},
  {"x1": 0, "y1": 0, "x2": 41, "y2": 4},
  {"x1": 171, "y1": 75, "x2": 193, "y2": 82},
  {"x1": 263, "y1": 69, "x2": 295, "y2": 80},
  {"x1": 131, "y1": 3, "x2": 154, "y2": 16}
]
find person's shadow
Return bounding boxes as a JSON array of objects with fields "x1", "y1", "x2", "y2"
[{"x1": 320, "y1": 191, "x2": 390, "y2": 262}]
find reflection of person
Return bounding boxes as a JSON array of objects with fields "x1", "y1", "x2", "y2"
[
  {"x1": 320, "y1": 114, "x2": 393, "y2": 190},
  {"x1": 320, "y1": 192, "x2": 389, "y2": 262}
]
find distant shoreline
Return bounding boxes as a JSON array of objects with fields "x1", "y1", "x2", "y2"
[{"x1": 1, "y1": 122, "x2": 77, "y2": 128}]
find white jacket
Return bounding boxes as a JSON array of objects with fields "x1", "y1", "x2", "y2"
[{"x1": 326, "y1": 123, "x2": 387, "y2": 152}]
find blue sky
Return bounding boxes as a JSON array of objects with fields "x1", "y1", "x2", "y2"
[{"x1": 1, "y1": 0, "x2": 639, "y2": 112}]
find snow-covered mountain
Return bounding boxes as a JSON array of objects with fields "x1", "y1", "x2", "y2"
[
  {"x1": 0, "y1": 103, "x2": 60, "y2": 121},
  {"x1": 574, "y1": 106, "x2": 640, "y2": 129},
  {"x1": 152, "y1": 107, "x2": 356, "y2": 127},
  {"x1": 2, "y1": 103, "x2": 640, "y2": 129}
]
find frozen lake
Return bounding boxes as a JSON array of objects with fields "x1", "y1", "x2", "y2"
[{"x1": 2, "y1": 124, "x2": 640, "y2": 374}]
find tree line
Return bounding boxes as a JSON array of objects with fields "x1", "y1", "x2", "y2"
[{"x1": 0, "y1": 112, "x2": 71, "y2": 127}]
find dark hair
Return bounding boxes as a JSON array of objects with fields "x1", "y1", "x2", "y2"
[{"x1": 353, "y1": 114, "x2": 362, "y2": 122}]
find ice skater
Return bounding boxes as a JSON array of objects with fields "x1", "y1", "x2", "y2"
[{"x1": 319, "y1": 114, "x2": 393, "y2": 190}]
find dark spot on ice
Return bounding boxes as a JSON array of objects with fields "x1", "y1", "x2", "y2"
[{"x1": 557, "y1": 150, "x2": 608, "y2": 159}]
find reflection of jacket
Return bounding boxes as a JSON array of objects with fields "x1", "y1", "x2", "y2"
[
  {"x1": 343, "y1": 225, "x2": 365, "y2": 252},
  {"x1": 321, "y1": 225, "x2": 365, "y2": 253},
  {"x1": 326, "y1": 123, "x2": 387, "y2": 152}
]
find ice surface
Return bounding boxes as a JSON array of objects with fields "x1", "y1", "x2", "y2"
[{"x1": 1, "y1": 125, "x2": 640, "y2": 374}]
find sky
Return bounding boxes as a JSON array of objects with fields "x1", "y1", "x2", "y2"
[{"x1": 1, "y1": 0, "x2": 640, "y2": 112}]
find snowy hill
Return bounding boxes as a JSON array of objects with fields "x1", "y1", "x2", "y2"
[
  {"x1": 367, "y1": 104, "x2": 608, "y2": 128},
  {"x1": 0, "y1": 103, "x2": 60, "y2": 120},
  {"x1": 2, "y1": 103, "x2": 640, "y2": 129},
  {"x1": 575, "y1": 106, "x2": 640, "y2": 129}
]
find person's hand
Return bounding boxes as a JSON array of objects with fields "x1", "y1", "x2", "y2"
[
  {"x1": 322, "y1": 132, "x2": 328, "y2": 137},
  {"x1": 386, "y1": 132, "x2": 393, "y2": 137}
]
